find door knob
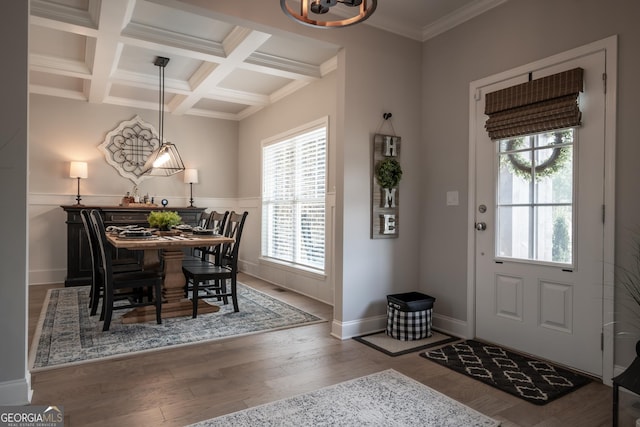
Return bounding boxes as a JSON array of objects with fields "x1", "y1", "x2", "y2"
[{"x1": 475, "y1": 222, "x2": 487, "y2": 231}]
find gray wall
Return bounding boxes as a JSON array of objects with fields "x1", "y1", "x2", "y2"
[
  {"x1": 420, "y1": 0, "x2": 640, "y2": 365},
  {"x1": 29, "y1": 95, "x2": 239, "y2": 199},
  {"x1": 0, "y1": 1, "x2": 29, "y2": 405}
]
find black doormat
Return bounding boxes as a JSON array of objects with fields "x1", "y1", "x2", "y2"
[{"x1": 420, "y1": 339, "x2": 592, "y2": 405}]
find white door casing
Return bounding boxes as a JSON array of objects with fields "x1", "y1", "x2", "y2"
[{"x1": 467, "y1": 37, "x2": 617, "y2": 381}]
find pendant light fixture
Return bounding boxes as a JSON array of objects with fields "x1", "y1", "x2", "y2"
[
  {"x1": 141, "y1": 56, "x2": 185, "y2": 176},
  {"x1": 280, "y1": 0, "x2": 376, "y2": 28}
]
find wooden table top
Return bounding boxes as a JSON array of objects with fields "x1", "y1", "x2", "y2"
[{"x1": 106, "y1": 232, "x2": 233, "y2": 250}]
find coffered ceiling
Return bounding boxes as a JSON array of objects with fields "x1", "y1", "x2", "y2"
[{"x1": 29, "y1": 0, "x2": 506, "y2": 121}]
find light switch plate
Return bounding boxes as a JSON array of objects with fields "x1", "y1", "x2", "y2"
[{"x1": 446, "y1": 191, "x2": 459, "y2": 206}]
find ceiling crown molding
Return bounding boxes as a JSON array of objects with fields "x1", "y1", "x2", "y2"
[
  {"x1": 364, "y1": 0, "x2": 508, "y2": 42},
  {"x1": 421, "y1": 0, "x2": 509, "y2": 41}
]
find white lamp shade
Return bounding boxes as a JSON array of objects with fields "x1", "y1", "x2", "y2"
[
  {"x1": 69, "y1": 161, "x2": 88, "y2": 179},
  {"x1": 184, "y1": 168, "x2": 198, "y2": 184}
]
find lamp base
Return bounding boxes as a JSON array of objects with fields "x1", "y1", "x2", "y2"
[
  {"x1": 188, "y1": 183, "x2": 195, "y2": 207},
  {"x1": 74, "y1": 177, "x2": 84, "y2": 206}
]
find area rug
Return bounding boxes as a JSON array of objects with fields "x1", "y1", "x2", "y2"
[
  {"x1": 421, "y1": 339, "x2": 592, "y2": 405},
  {"x1": 353, "y1": 330, "x2": 459, "y2": 356},
  {"x1": 188, "y1": 369, "x2": 500, "y2": 426},
  {"x1": 30, "y1": 283, "x2": 324, "y2": 371}
]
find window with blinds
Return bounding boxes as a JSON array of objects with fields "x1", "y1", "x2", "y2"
[{"x1": 261, "y1": 119, "x2": 327, "y2": 272}]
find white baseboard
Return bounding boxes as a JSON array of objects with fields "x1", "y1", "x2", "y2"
[
  {"x1": 0, "y1": 377, "x2": 32, "y2": 405},
  {"x1": 432, "y1": 313, "x2": 468, "y2": 339},
  {"x1": 29, "y1": 268, "x2": 66, "y2": 286},
  {"x1": 330, "y1": 315, "x2": 388, "y2": 340},
  {"x1": 327, "y1": 310, "x2": 469, "y2": 341}
]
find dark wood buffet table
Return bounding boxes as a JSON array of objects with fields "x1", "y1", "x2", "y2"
[
  {"x1": 106, "y1": 232, "x2": 233, "y2": 322},
  {"x1": 61, "y1": 205, "x2": 206, "y2": 286}
]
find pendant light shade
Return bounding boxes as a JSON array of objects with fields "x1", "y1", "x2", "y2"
[
  {"x1": 141, "y1": 56, "x2": 185, "y2": 176},
  {"x1": 143, "y1": 141, "x2": 185, "y2": 176}
]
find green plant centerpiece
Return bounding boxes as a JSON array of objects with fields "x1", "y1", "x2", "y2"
[
  {"x1": 375, "y1": 158, "x2": 403, "y2": 189},
  {"x1": 147, "y1": 210, "x2": 182, "y2": 231}
]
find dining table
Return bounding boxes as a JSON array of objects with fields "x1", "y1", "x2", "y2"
[{"x1": 106, "y1": 231, "x2": 234, "y2": 323}]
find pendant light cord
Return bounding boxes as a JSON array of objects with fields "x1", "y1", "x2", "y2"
[{"x1": 158, "y1": 63, "x2": 164, "y2": 145}]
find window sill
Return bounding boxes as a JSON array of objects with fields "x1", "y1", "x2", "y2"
[{"x1": 258, "y1": 257, "x2": 326, "y2": 281}]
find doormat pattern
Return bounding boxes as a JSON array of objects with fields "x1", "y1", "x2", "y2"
[
  {"x1": 354, "y1": 330, "x2": 458, "y2": 356},
  {"x1": 421, "y1": 339, "x2": 592, "y2": 405}
]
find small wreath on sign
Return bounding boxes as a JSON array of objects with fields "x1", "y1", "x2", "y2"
[
  {"x1": 376, "y1": 158, "x2": 403, "y2": 189},
  {"x1": 503, "y1": 133, "x2": 570, "y2": 181}
]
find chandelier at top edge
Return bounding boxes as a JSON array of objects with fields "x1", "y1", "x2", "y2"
[{"x1": 280, "y1": 0, "x2": 377, "y2": 28}]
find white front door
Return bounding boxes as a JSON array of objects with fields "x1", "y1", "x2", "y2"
[{"x1": 474, "y1": 51, "x2": 606, "y2": 376}]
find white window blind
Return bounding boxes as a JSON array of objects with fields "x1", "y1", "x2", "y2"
[{"x1": 262, "y1": 123, "x2": 326, "y2": 272}]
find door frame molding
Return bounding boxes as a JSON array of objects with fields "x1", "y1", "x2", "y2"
[{"x1": 466, "y1": 35, "x2": 617, "y2": 384}]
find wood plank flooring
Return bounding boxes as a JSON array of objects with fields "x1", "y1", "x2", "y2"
[{"x1": 29, "y1": 274, "x2": 619, "y2": 426}]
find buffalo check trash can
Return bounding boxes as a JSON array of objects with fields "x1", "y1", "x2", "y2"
[{"x1": 386, "y1": 292, "x2": 436, "y2": 341}]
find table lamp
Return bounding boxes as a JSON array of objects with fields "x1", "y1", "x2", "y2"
[
  {"x1": 70, "y1": 161, "x2": 88, "y2": 206},
  {"x1": 184, "y1": 168, "x2": 198, "y2": 207}
]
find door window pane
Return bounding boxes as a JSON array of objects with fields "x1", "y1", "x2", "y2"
[
  {"x1": 496, "y1": 206, "x2": 530, "y2": 259},
  {"x1": 498, "y1": 150, "x2": 531, "y2": 205},
  {"x1": 495, "y1": 130, "x2": 574, "y2": 265},
  {"x1": 535, "y1": 205, "x2": 573, "y2": 263}
]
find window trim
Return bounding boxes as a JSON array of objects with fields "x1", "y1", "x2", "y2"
[{"x1": 260, "y1": 116, "x2": 329, "y2": 274}]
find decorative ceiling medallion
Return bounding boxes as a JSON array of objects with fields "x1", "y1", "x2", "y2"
[{"x1": 98, "y1": 115, "x2": 161, "y2": 184}]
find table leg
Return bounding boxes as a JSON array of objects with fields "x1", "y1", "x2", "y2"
[{"x1": 122, "y1": 248, "x2": 220, "y2": 323}]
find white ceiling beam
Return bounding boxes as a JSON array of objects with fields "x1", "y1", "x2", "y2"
[
  {"x1": 110, "y1": 69, "x2": 192, "y2": 95},
  {"x1": 86, "y1": 0, "x2": 137, "y2": 104},
  {"x1": 30, "y1": 54, "x2": 92, "y2": 79},
  {"x1": 203, "y1": 87, "x2": 270, "y2": 106},
  {"x1": 170, "y1": 26, "x2": 271, "y2": 115},
  {"x1": 30, "y1": 0, "x2": 98, "y2": 36},
  {"x1": 29, "y1": 84, "x2": 87, "y2": 102},
  {"x1": 186, "y1": 108, "x2": 242, "y2": 121},
  {"x1": 242, "y1": 52, "x2": 322, "y2": 80},
  {"x1": 122, "y1": 22, "x2": 226, "y2": 60}
]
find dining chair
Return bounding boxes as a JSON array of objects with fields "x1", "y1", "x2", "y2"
[
  {"x1": 184, "y1": 210, "x2": 229, "y2": 266},
  {"x1": 89, "y1": 209, "x2": 163, "y2": 331},
  {"x1": 182, "y1": 211, "x2": 248, "y2": 317},
  {"x1": 198, "y1": 211, "x2": 210, "y2": 228},
  {"x1": 80, "y1": 209, "x2": 142, "y2": 317}
]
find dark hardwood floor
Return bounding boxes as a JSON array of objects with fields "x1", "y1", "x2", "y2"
[{"x1": 28, "y1": 273, "x2": 619, "y2": 426}]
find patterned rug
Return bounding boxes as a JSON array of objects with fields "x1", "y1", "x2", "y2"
[
  {"x1": 353, "y1": 330, "x2": 459, "y2": 356},
  {"x1": 30, "y1": 283, "x2": 324, "y2": 371},
  {"x1": 421, "y1": 339, "x2": 592, "y2": 405},
  {"x1": 187, "y1": 369, "x2": 500, "y2": 426}
]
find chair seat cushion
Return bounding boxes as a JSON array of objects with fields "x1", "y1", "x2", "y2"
[
  {"x1": 182, "y1": 256, "x2": 214, "y2": 267},
  {"x1": 183, "y1": 263, "x2": 231, "y2": 277},
  {"x1": 112, "y1": 263, "x2": 143, "y2": 273}
]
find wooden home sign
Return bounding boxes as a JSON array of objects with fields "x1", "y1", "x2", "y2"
[{"x1": 371, "y1": 133, "x2": 402, "y2": 239}]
